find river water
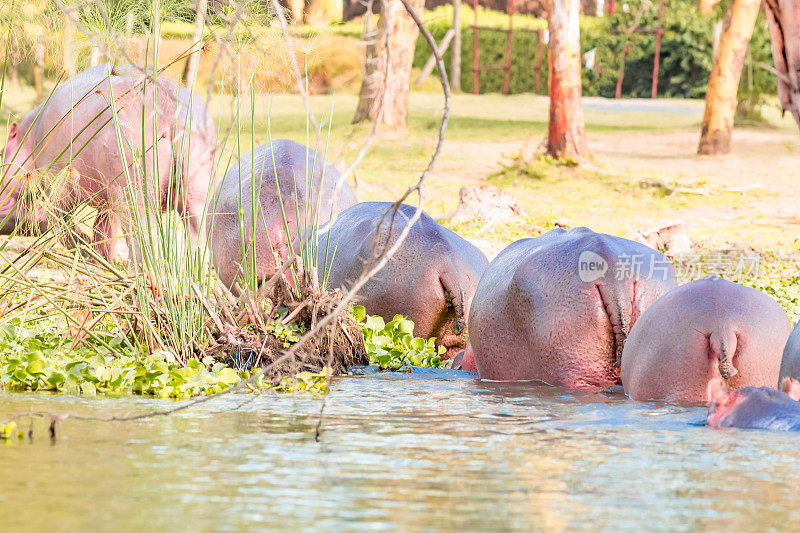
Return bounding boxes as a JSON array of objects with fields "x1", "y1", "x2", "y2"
[{"x1": 2, "y1": 367, "x2": 799, "y2": 531}]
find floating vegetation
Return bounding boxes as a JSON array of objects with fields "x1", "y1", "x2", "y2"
[{"x1": 356, "y1": 306, "x2": 445, "y2": 371}]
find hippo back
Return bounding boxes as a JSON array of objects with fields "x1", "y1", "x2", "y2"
[
  {"x1": 469, "y1": 227, "x2": 675, "y2": 386},
  {"x1": 780, "y1": 321, "x2": 800, "y2": 385},
  {"x1": 318, "y1": 202, "x2": 488, "y2": 355},
  {"x1": 623, "y1": 277, "x2": 792, "y2": 402},
  {"x1": 209, "y1": 140, "x2": 356, "y2": 289},
  {"x1": 708, "y1": 385, "x2": 800, "y2": 431},
  {"x1": 213, "y1": 140, "x2": 355, "y2": 223}
]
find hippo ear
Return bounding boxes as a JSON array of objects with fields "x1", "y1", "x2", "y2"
[
  {"x1": 780, "y1": 378, "x2": 800, "y2": 402},
  {"x1": 706, "y1": 378, "x2": 730, "y2": 406},
  {"x1": 8, "y1": 122, "x2": 17, "y2": 139}
]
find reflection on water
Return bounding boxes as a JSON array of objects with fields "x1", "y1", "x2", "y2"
[{"x1": 1, "y1": 368, "x2": 799, "y2": 530}]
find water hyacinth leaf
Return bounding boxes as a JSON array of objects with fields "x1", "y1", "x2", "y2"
[
  {"x1": 352, "y1": 306, "x2": 367, "y2": 323},
  {"x1": 364, "y1": 316, "x2": 385, "y2": 332},
  {"x1": 26, "y1": 360, "x2": 45, "y2": 374},
  {"x1": 356, "y1": 312, "x2": 446, "y2": 370},
  {"x1": 217, "y1": 368, "x2": 241, "y2": 385}
]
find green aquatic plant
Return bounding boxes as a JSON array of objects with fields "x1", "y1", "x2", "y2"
[
  {"x1": 0, "y1": 420, "x2": 23, "y2": 440},
  {"x1": 266, "y1": 307, "x2": 306, "y2": 347},
  {"x1": 354, "y1": 306, "x2": 445, "y2": 370},
  {"x1": 0, "y1": 305, "x2": 446, "y2": 398},
  {"x1": 272, "y1": 367, "x2": 330, "y2": 394},
  {"x1": 0, "y1": 322, "x2": 249, "y2": 398}
]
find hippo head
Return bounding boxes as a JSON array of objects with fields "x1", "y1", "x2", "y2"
[
  {"x1": 780, "y1": 377, "x2": 800, "y2": 401},
  {"x1": 0, "y1": 122, "x2": 34, "y2": 220},
  {"x1": 706, "y1": 378, "x2": 800, "y2": 428}
]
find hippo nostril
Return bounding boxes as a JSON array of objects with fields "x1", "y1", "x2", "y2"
[{"x1": 453, "y1": 318, "x2": 465, "y2": 336}]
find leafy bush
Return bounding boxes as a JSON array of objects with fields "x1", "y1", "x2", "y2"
[
  {"x1": 354, "y1": 306, "x2": 445, "y2": 370},
  {"x1": 412, "y1": 2, "x2": 774, "y2": 100},
  {"x1": 582, "y1": 0, "x2": 774, "y2": 100},
  {"x1": 412, "y1": 5, "x2": 551, "y2": 95}
]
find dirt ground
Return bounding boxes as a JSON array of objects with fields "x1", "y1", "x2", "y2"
[
  {"x1": 428, "y1": 125, "x2": 800, "y2": 256},
  {"x1": 389, "y1": 95, "x2": 800, "y2": 255}
]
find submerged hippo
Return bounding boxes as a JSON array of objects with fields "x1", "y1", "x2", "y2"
[
  {"x1": 622, "y1": 277, "x2": 792, "y2": 402},
  {"x1": 779, "y1": 321, "x2": 800, "y2": 385},
  {"x1": 469, "y1": 227, "x2": 675, "y2": 387},
  {"x1": 0, "y1": 65, "x2": 216, "y2": 260},
  {"x1": 706, "y1": 378, "x2": 800, "y2": 431},
  {"x1": 316, "y1": 202, "x2": 489, "y2": 358},
  {"x1": 209, "y1": 139, "x2": 356, "y2": 290},
  {"x1": 451, "y1": 341, "x2": 476, "y2": 372}
]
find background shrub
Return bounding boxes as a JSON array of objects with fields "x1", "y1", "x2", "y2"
[{"x1": 410, "y1": 2, "x2": 775, "y2": 100}]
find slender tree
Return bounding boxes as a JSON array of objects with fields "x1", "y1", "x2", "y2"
[
  {"x1": 182, "y1": 0, "x2": 208, "y2": 85},
  {"x1": 699, "y1": 0, "x2": 721, "y2": 15},
  {"x1": 287, "y1": 0, "x2": 304, "y2": 22},
  {"x1": 697, "y1": 0, "x2": 760, "y2": 155},
  {"x1": 353, "y1": 0, "x2": 426, "y2": 127},
  {"x1": 546, "y1": 0, "x2": 588, "y2": 159},
  {"x1": 305, "y1": 0, "x2": 338, "y2": 26},
  {"x1": 451, "y1": 0, "x2": 461, "y2": 92},
  {"x1": 764, "y1": 0, "x2": 800, "y2": 130}
]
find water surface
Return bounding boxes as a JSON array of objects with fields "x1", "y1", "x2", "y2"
[{"x1": 2, "y1": 368, "x2": 799, "y2": 531}]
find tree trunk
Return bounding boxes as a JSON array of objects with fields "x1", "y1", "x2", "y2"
[
  {"x1": 126, "y1": 11, "x2": 137, "y2": 59},
  {"x1": 712, "y1": 20, "x2": 723, "y2": 59},
  {"x1": 451, "y1": 0, "x2": 461, "y2": 92},
  {"x1": 305, "y1": 0, "x2": 337, "y2": 26},
  {"x1": 63, "y1": 13, "x2": 76, "y2": 77},
  {"x1": 8, "y1": 34, "x2": 20, "y2": 88},
  {"x1": 700, "y1": 0, "x2": 722, "y2": 16},
  {"x1": 90, "y1": 45, "x2": 102, "y2": 67},
  {"x1": 353, "y1": 0, "x2": 425, "y2": 127},
  {"x1": 287, "y1": 0, "x2": 305, "y2": 22},
  {"x1": 32, "y1": 37, "x2": 45, "y2": 100},
  {"x1": 546, "y1": 0, "x2": 588, "y2": 159},
  {"x1": 697, "y1": 0, "x2": 760, "y2": 155},
  {"x1": 182, "y1": 0, "x2": 207, "y2": 86},
  {"x1": 765, "y1": 0, "x2": 800, "y2": 130}
]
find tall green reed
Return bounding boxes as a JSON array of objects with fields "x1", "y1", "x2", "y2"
[{"x1": 0, "y1": 0, "x2": 346, "y2": 366}]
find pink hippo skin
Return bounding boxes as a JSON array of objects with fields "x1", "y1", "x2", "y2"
[
  {"x1": 469, "y1": 227, "x2": 676, "y2": 387},
  {"x1": 317, "y1": 202, "x2": 489, "y2": 359},
  {"x1": 208, "y1": 139, "x2": 357, "y2": 291},
  {"x1": 622, "y1": 277, "x2": 792, "y2": 402},
  {"x1": 706, "y1": 378, "x2": 800, "y2": 431},
  {"x1": 778, "y1": 321, "x2": 800, "y2": 385},
  {"x1": 452, "y1": 341, "x2": 477, "y2": 372},
  {"x1": 0, "y1": 65, "x2": 216, "y2": 260}
]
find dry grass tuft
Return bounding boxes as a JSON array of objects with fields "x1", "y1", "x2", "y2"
[{"x1": 202, "y1": 255, "x2": 367, "y2": 377}]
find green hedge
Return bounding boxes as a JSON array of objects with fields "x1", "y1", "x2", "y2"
[
  {"x1": 412, "y1": 6, "x2": 552, "y2": 95},
  {"x1": 412, "y1": 2, "x2": 775, "y2": 99},
  {"x1": 581, "y1": 0, "x2": 774, "y2": 99}
]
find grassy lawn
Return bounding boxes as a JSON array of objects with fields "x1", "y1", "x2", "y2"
[
  {"x1": 3, "y1": 81, "x2": 798, "y2": 265},
  {"x1": 3, "y1": 84, "x2": 798, "y2": 248}
]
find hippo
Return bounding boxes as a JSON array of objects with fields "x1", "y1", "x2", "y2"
[
  {"x1": 451, "y1": 341, "x2": 476, "y2": 372},
  {"x1": 468, "y1": 227, "x2": 675, "y2": 387},
  {"x1": 208, "y1": 139, "x2": 357, "y2": 290},
  {"x1": 779, "y1": 321, "x2": 800, "y2": 385},
  {"x1": 316, "y1": 202, "x2": 489, "y2": 358},
  {"x1": 622, "y1": 277, "x2": 792, "y2": 402},
  {"x1": 0, "y1": 65, "x2": 216, "y2": 260},
  {"x1": 706, "y1": 378, "x2": 800, "y2": 431}
]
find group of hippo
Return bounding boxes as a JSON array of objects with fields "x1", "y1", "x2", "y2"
[{"x1": 3, "y1": 67, "x2": 800, "y2": 433}]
